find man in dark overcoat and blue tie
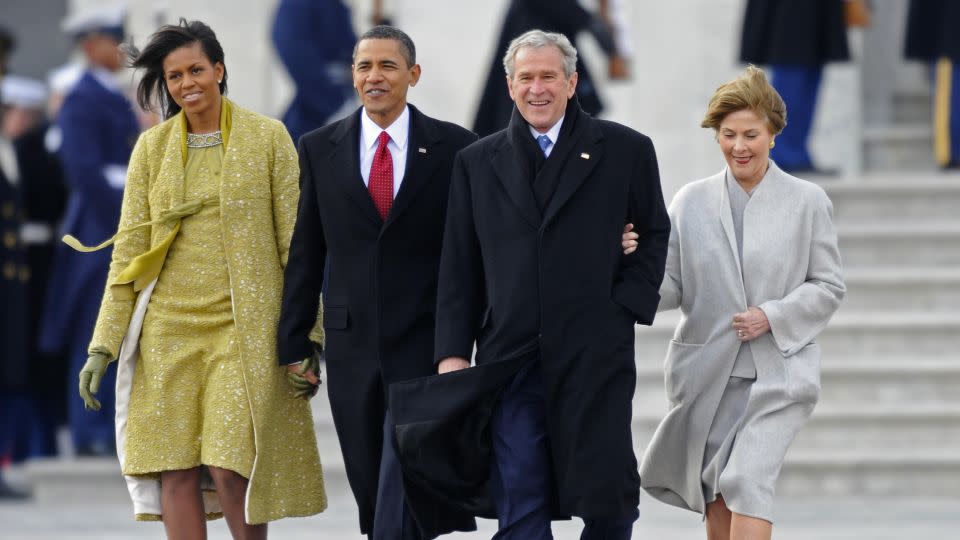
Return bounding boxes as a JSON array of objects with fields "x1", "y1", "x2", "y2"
[{"x1": 427, "y1": 29, "x2": 670, "y2": 539}]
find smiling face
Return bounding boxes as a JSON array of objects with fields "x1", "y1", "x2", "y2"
[
  {"x1": 352, "y1": 38, "x2": 420, "y2": 129},
  {"x1": 507, "y1": 45, "x2": 577, "y2": 133},
  {"x1": 718, "y1": 108, "x2": 774, "y2": 186},
  {"x1": 162, "y1": 42, "x2": 224, "y2": 128}
]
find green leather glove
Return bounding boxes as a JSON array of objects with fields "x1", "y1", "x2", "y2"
[
  {"x1": 286, "y1": 346, "x2": 322, "y2": 399},
  {"x1": 78, "y1": 349, "x2": 112, "y2": 411}
]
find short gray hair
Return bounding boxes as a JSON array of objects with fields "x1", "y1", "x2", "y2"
[{"x1": 502, "y1": 29, "x2": 577, "y2": 79}]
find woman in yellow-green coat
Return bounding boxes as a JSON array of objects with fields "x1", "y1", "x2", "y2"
[{"x1": 69, "y1": 20, "x2": 325, "y2": 538}]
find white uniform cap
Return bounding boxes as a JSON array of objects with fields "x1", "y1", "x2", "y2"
[
  {"x1": 61, "y1": 3, "x2": 127, "y2": 40},
  {"x1": 1, "y1": 75, "x2": 48, "y2": 109}
]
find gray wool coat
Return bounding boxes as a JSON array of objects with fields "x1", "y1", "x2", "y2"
[{"x1": 639, "y1": 162, "x2": 845, "y2": 521}]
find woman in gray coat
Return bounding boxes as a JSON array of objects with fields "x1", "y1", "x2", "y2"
[{"x1": 638, "y1": 66, "x2": 845, "y2": 540}]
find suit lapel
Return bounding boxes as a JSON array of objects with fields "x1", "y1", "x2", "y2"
[
  {"x1": 541, "y1": 119, "x2": 602, "y2": 226},
  {"x1": 383, "y1": 105, "x2": 442, "y2": 229},
  {"x1": 328, "y1": 109, "x2": 381, "y2": 226},
  {"x1": 491, "y1": 136, "x2": 542, "y2": 228}
]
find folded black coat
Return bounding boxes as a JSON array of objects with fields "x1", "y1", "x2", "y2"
[{"x1": 388, "y1": 351, "x2": 532, "y2": 538}]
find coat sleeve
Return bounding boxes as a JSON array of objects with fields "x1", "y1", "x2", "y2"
[
  {"x1": 657, "y1": 198, "x2": 682, "y2": 312},
  {"x1": 759, "y1": 189, "x2": 846, "y2": 356},
  {"x1": 87, "y1": 134, "x2": 152, "y2": 358},
  {"x1": 613, "y1": 135, "x2": 670, "y2": 325},
  {"x1": 270, "y1": 122, "x2": 300, "y2": 269},
  {"x1": 277, "y1": 138, "x2": 326, "y2": 364},
  {"x1": 434, "y1": 152, "x2": 484, "y2": 364}
]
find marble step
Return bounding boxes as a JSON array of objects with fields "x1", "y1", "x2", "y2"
[
  {"x1": 823, "y1": 177, "x2": 960, "y2": 225},
  {"x1": 862, "y1": 124, "x2": 935, "y2": 171},
  {"x1": 840, "y1": 268, "x2": 960, "y2": 312},
  {"x1": 631, "y1": 357, "x2": 960, "y2": 413},
  {"x1": 776, "y1": 449, "x2": 960, "y2": 498},
  {"x1": 837, "y1": 222, "x2": 960, "y2": 269},
  {"x1": 630, "y1": 405, "x2": 960, "y2": 453},
  {"x1": 635, "y1": 312, "x2": 960, "y2": 362},
  {"x1": 891, "y1": 90, "x2": 932, "y2": 124}
]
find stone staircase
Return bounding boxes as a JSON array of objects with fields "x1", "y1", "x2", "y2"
[{"x1": 634, "y1": 173, "x2": 960, "y2": 498}]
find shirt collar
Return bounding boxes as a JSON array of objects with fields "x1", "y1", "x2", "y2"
[
  {"x1": 528, "y1": 115, "x2": 564, "y2": 145},
  {"x1": 361, "y1": 105, "x2": 410, "y2": 152},
  {"x1": 88, "y1": 66, "x2": 122, "y2": 94}
]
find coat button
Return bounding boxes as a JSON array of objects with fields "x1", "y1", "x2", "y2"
[
  {"x1": 3, "y1": 231, "x2": 16, "y2": 248},
  {"x1": 2, "y1": 202, "x2": 13, "y2": 218},
  {"x1": 18, "y1": 265, "x2": 30, "y2": 283},
  {"x1": 3, "y1": 262, "x2": 15, "y2": 280}
]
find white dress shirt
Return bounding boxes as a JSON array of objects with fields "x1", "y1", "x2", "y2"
[
  {"x1": 528, "y1": 115, "x2": 564, "y2": 157},
  {"x1": 360, "y1": 105, "x2": 409, "y2": 197}
]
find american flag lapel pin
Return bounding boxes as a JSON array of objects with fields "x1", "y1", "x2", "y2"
[
  {"x1": 418, "y1": 147, "x2": 427, "y2": 154},
  {"x1": 580, "y1": 152, "x2": 590, "y2": 159}
]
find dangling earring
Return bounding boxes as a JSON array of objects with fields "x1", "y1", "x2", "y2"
[
  {"x1": 769, "y1": 139, "x2": 776, "y2": 149},
  {"x1": 217, "y1": 79, "x2": 222, "y2": 84}
]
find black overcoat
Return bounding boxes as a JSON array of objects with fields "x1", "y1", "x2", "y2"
[
  {"x1": 424, "y1": 103, "x2": 670, "y2": 524},
  {"x1": 277, "y1": 105, "x2": 476, "y2": 535},
  {"x1": 740, "y1": 0, "x2": 849, "y2": 66},
  {"x1": 472, "y1": 0, "x2": 604, "y2": 137},
  {"x1": 904, "y1": 0, "x2": 960, "y2": 62}
]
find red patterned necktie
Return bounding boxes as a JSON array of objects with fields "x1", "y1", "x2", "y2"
[{"x1": 369, "y1": 131, "x2": 394, "y2": 220}]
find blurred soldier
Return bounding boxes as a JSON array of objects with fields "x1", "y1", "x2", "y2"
[
  {"x1": 739, "y1": 0, "x2": 851, "y2": 173},
  {"x1": 905, "y1": 0, "x2": 960, "y2": 168},
  {"x1": 272, "y1": 0, "x2": 357, "y2": 143},
  {"x1": 1, "y1": 76, "x2": 69, "y2": 463},
  {"x1": 0, "y1": 70, "x2": 32, "y2": 502},
  {"x1": 39, "y1": 4, "x2": 140, "y2": 456}
]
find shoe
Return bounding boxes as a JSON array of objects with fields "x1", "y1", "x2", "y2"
[{"x1": 0, "y1": 477, "x2": 31, "y2": 501}]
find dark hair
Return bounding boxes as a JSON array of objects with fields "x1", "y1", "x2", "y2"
[
  {"x1": 126, "y1": 18, "x2": 226, "y2": 118},
  {"x1": 0, "y1": 26, "x2": 15, "y2": 55},
  {"x1": 352, "y1": 25, "x2": 416, "y2": 67},
  {"x1": 0, "y1": 26, "x2": 15, "y2": 75}
]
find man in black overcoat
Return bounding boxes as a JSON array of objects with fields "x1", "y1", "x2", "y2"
[
  {"x1": 276, "y1": 26, "x2": 478, "y2": 539},
  {"x1": 432, "y1": 29, "x2": 669, "y2": 538}
]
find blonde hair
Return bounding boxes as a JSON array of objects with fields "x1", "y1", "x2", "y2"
[{"x1": 701, "y1": 65, "x2": 786, "y2": 135}]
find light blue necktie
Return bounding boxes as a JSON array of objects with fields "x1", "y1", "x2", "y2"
[{"x1": 536, "y1": 134, "x2": 552, "y2": 156}]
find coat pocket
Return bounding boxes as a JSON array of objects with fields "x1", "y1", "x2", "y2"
[
  {"x1": 323, "y1": 305, "x2": 349, "y2": 330},
  {"x1": 785, "y1": 342, "x2": 821, "y2": 404},
  {"x1": 664, "y1": 340, "x2": 705, "y2": 404}
]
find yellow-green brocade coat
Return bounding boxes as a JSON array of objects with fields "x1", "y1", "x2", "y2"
[{"x1": 89, "y1": 100, "x2": 326, "y2": 523}]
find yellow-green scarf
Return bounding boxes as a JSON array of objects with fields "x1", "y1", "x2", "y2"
[{"x1": 63, "y1": 97, "x2": 234, "y2": 300}]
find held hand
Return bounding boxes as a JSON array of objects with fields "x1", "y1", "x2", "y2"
[
  {"x1": 732, "y1": 307, "x2": 770, "y2": 342},
  {"x1": 286, "y1": 347, "x2": 322, "y2": 399},
  {"x1": 438, "y1": 357, "x2": 470, "y2": 374},
  {"x1": 622, "y1": 223, "x2": 639, "y2": 255},
  {"x1": 78, "y1": 353, "x2": 111, "y2": 411}
]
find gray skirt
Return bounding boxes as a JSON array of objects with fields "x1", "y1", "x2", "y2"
[{"x1": 701, "y1": 375, "x2": 754, "y2": 506}]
